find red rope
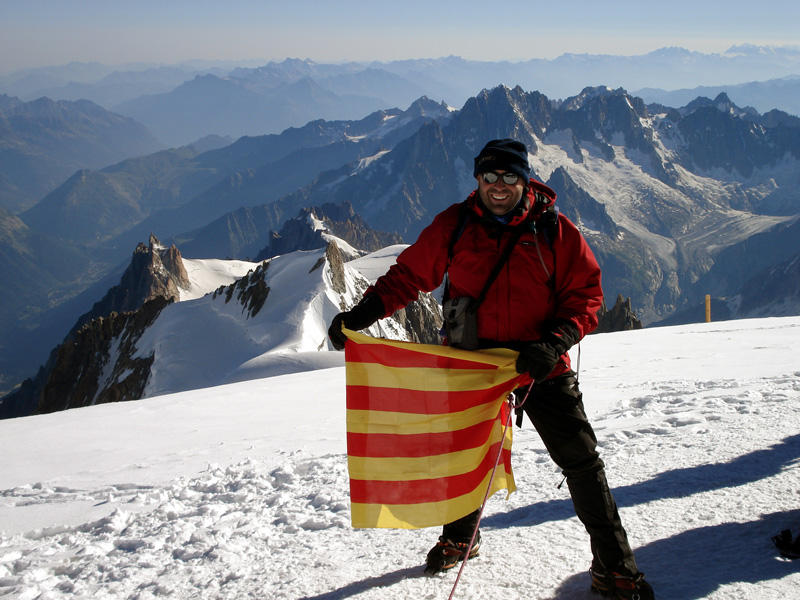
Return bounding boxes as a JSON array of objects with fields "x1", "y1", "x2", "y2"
[{"x1": 446, "y1": 381, "x2": 534, "y2": 600}]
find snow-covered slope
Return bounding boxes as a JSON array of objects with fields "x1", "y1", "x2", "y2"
[
  {"x1": 1, "y1": 317, "x2": 799, "y2": 599},
  {"x1": 179, "y1": 257, "x2": 261, "y2": 301},
  {"x1": 136, "y1": 241, "x2": 410, "y2": 397}
]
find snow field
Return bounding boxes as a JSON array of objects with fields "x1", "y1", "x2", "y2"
[{"x1": 2, "y1": 318, "x2": 800, "y2": 599}]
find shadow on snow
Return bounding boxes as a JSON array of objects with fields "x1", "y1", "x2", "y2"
[
  {"x1": 297, "y1": 565, "x2": 426, "y2": 600},
  {"x1": 551, "y1": 510, "x2": 800, "y2": 599},
  {"x1": 487, "y1": 432, "x2": 800, "y2": 598},
  {"x1": 484, "y1": 433, "x2": 800, "y2": 529},
  {"x1": 304, "y1": 433, "x2": 800, "y2": 598}
]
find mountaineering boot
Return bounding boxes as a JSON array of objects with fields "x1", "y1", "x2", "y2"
[
  {"x1": 424, "y1": 532, "x2": 481, "y2": 575},
  {"x1": 590, "y1": 564, "x2": 654, "y2": 599}
]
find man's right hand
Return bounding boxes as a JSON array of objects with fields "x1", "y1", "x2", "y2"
[
  {"x1": 328, "y1": 312, "x2": 349, "y2": 351},
  {"x1": 328, "y1": 294, "x2": 385, "y2": 351}
]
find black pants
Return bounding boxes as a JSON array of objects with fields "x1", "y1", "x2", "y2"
[{"x1": 441, "y1": 373, "x2": 638, "y2": 574}]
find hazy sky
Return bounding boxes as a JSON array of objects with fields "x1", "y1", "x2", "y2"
[{"x1": 1, "y1": 0, "x2": 798, "y2": 73}]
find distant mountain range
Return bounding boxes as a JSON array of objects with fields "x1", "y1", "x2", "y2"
[
  {"x1": 19, "y1": 96, "x2": 450, "y2": 255},
  {"x1": 9, "y1": 65, "x2": 229, "y2": 109},
  {"x1": 2, "y1": 45, "x2": 800, "y2": 146},
  {"x1": 2, "y1": 70, "x2": 800, "y2": 398},
  {"x1": 0, "y1": 97, "x2": 451, "y2": 393},
  {"x1": 636, "y1": 75, "x2": 800, "y2": 122},
  {"x1": 0, "y1": 95, "x2": 162, "y2": 212},
  {"x1": 112, "y1": 74, "x2": 406, "y2": 148},
  {"x1": 243, "y1": 86, "x2": 800, "y2": 322}
]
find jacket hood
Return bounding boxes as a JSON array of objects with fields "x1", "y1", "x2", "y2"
[{"x1": 467, "y1": 178, "x2": 556, "y2": 227}]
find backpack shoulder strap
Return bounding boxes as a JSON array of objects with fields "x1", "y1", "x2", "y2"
[
  {"x1": 473, "y1": 224, "x2": 526, "y2": 307},
  {"x1": 530, "y1": 203, "x2": 559, "y2": 284},
  {"x1": 535, "y1": 203, "x2": 559, "y2": 249},
  {"x1": 447, "y1": 201, "x2": 471, "y2": 265},
  {"x1": 442, "y1": 202, "x2": 471, "y2": 301}
]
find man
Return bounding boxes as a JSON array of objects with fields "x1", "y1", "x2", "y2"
[{"x1": 328, "y1": 139, "x2": 654, "y2": 599}]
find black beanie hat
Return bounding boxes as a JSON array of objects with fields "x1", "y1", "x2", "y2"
[{"x1": 473, "y1": 139, "x2": 530, "y2": 184}]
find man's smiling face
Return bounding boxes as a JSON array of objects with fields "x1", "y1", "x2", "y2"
[{"x1": 476, "y1": 170, "x2": 525, "y2": 216}]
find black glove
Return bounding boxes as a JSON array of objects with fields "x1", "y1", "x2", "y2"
[
  {"x1": 515, "y1": 318, "x2": 581, "y2": 382},
  {"x1": 541, "y1": 318, "x2": 581, "y2": 353},
  {"x1": 328, "y1": 294, "x2": 385, "y2": 351},
  {"x1": 515, "y1": 342, "x2": 561, "y2": 383}
]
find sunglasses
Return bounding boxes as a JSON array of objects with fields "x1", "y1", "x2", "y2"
[{"x1": 480, "y1": 171, "x2": 520, "y2": 185}]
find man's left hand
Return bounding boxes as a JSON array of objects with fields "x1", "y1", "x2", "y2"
[{"x1": 515, "y1": 341, "x2": 561, "y2": 383}]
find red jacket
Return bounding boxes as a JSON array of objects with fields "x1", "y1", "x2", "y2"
[{"x1": 367, "y1": 180, "x2": 603, "y2": 376}]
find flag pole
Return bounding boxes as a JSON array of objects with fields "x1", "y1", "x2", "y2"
[{"x1": 447, "y1": 380, "x2": 535, "y2": 600}]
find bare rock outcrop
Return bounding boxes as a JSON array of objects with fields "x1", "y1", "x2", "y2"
[{"x1": 595, "y1": 294, "x2": 643, "y2": 334}]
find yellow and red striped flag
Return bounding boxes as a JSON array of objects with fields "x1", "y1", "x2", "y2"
[{"x1": 343, "y1": 328, "x2": 529, "y2": 529}]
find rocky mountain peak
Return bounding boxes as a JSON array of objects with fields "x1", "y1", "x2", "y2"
[
  {"x1": 129, "y1": 234, "x2": 189, "y2": 305},
  {"x1": 35, "y1": 296, "x2": 171, "y2": 414},
  {"x1": 324, "y1": 242, "x2": 347, "y2": 297},
  {"x1": 213, "y1": 261, "x2": 271, "y2": 319},
  {"x1": 70, "y1": 234, "x2": 188, "y2": 337},
  {"x1": 679, "y1": 92, "x2": 758, "y2": 120},
  {"x1": 707, "y1": 92, "x2": 759, "y2": 119},
  {"x1": 0, "y1": 93, "x2": 22, "y2": 112},
  {"x1": 406, "y1": 95, "x2": 451, "y2": 118},
  {"x1": 0, "y1": 235, "x2": 192, "y2": 417},
  {"x1": 255, "y1": 202, "x2": 403, "y2": 261},
  {"x1": 595, "y1": 295, "x2": 644, "y2": 333},
  {"x1": 553, "y1": 86, "x2": 654, "y2": 165},
  {"x1": 562, "y1": 86, "x2": 620, "y2": 111},
  {"x1": 457, "y1": 85, "x2": 550, "y2": 145}
]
